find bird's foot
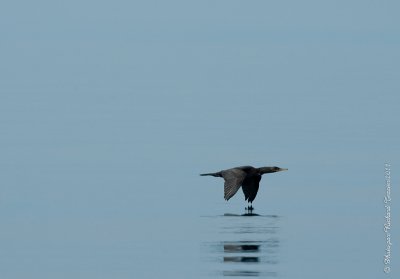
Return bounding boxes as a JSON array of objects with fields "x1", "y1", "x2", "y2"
[{"x1": 245, "y1": 205, "x2": 254, "y2": 212}]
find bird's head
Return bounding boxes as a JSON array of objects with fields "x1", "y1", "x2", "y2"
[{"x1": 259, "y1": 166, "x2": 288, "y2": 175}]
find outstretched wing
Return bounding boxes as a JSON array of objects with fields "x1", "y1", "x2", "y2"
[
  {"x1": 242, "y1": 174, "x2": 261, "y2": 202},
  {"x1": 221, "y1": 168, "x2": 247, "y2": 201}
]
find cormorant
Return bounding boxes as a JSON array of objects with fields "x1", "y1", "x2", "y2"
[{"x1": 200, "y1": 166, "x2": 287, "y2": 210}]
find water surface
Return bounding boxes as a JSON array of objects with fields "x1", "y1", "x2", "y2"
[{"x1": 201, "y1": 213, "x2": 281, "y2": 278}]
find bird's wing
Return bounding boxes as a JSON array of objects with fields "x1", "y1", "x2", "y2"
[
  {"x1": 242, "y1": 174, "x2": 261, "y2": 202},
  {"x1": 221, "y1": 168, "x2": 247, "y2": 201}
]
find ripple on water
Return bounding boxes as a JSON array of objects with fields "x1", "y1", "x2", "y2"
[{"x1": 201, "y1": 212, "x2": 281, "y2": 278}]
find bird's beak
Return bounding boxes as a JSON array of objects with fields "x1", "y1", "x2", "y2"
[{"x1": 279, "y1": 168, "x2": 288, "y2": 172}]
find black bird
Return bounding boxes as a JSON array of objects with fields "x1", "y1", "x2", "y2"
[{"x1": 200, "y1": 166, "x2": 287, "y2": 210}]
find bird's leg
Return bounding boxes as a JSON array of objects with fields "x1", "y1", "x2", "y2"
[
  {"x1": 245, "y1": 202, "x2": 254, "y2": 212},
  {"x1": 248, "y1": 202, "x2": 254, "y2": 211}
]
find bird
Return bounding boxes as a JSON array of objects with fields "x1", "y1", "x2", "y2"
[{"x1": 200, "y1": 166, "x2": 287, "y2": 210}]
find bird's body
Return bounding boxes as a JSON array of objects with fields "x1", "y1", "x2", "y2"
[{"x1": 200, "y1": 165, "x2": 287, "y2": 210}]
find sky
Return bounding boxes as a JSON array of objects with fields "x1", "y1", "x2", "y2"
[{"x1": 0, "y1": 1, "x2": 399, "y2": 278}]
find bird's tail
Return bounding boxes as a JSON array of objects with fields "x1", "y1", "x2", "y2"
[{"x1": 200, "y1": 172, "x2": 222, "y2": 177}]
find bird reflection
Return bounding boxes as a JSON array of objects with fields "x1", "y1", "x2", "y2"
[
  {"x1": 224, "y1": 243, "x2": 260, "y2": 253},
  {"x1": 203, "y1": 214, "x2": 280, "y2": 277},
  {"x1": 224, "y1": 242, "x2": 260, "y2": 264},
  {"x1": 221, "y1": 240, "x2": 277, "y2": 277},
  {"x1": 224, "y1": 256, "x2": 259, "y2": 263},
  {"x1": 223, "y1": 270, "x2": 277, "y2": 277}
]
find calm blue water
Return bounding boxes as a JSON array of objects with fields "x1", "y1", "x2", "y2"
[
  {"x1": 1, "y1": 164, "x2": 397, "y2": 279},
  {"x1": 201, "y1": 214, "x2": 281, "y2": 278},
  {"x1": 1, "y1": 1, "x2": 399, "y2": 278}
]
